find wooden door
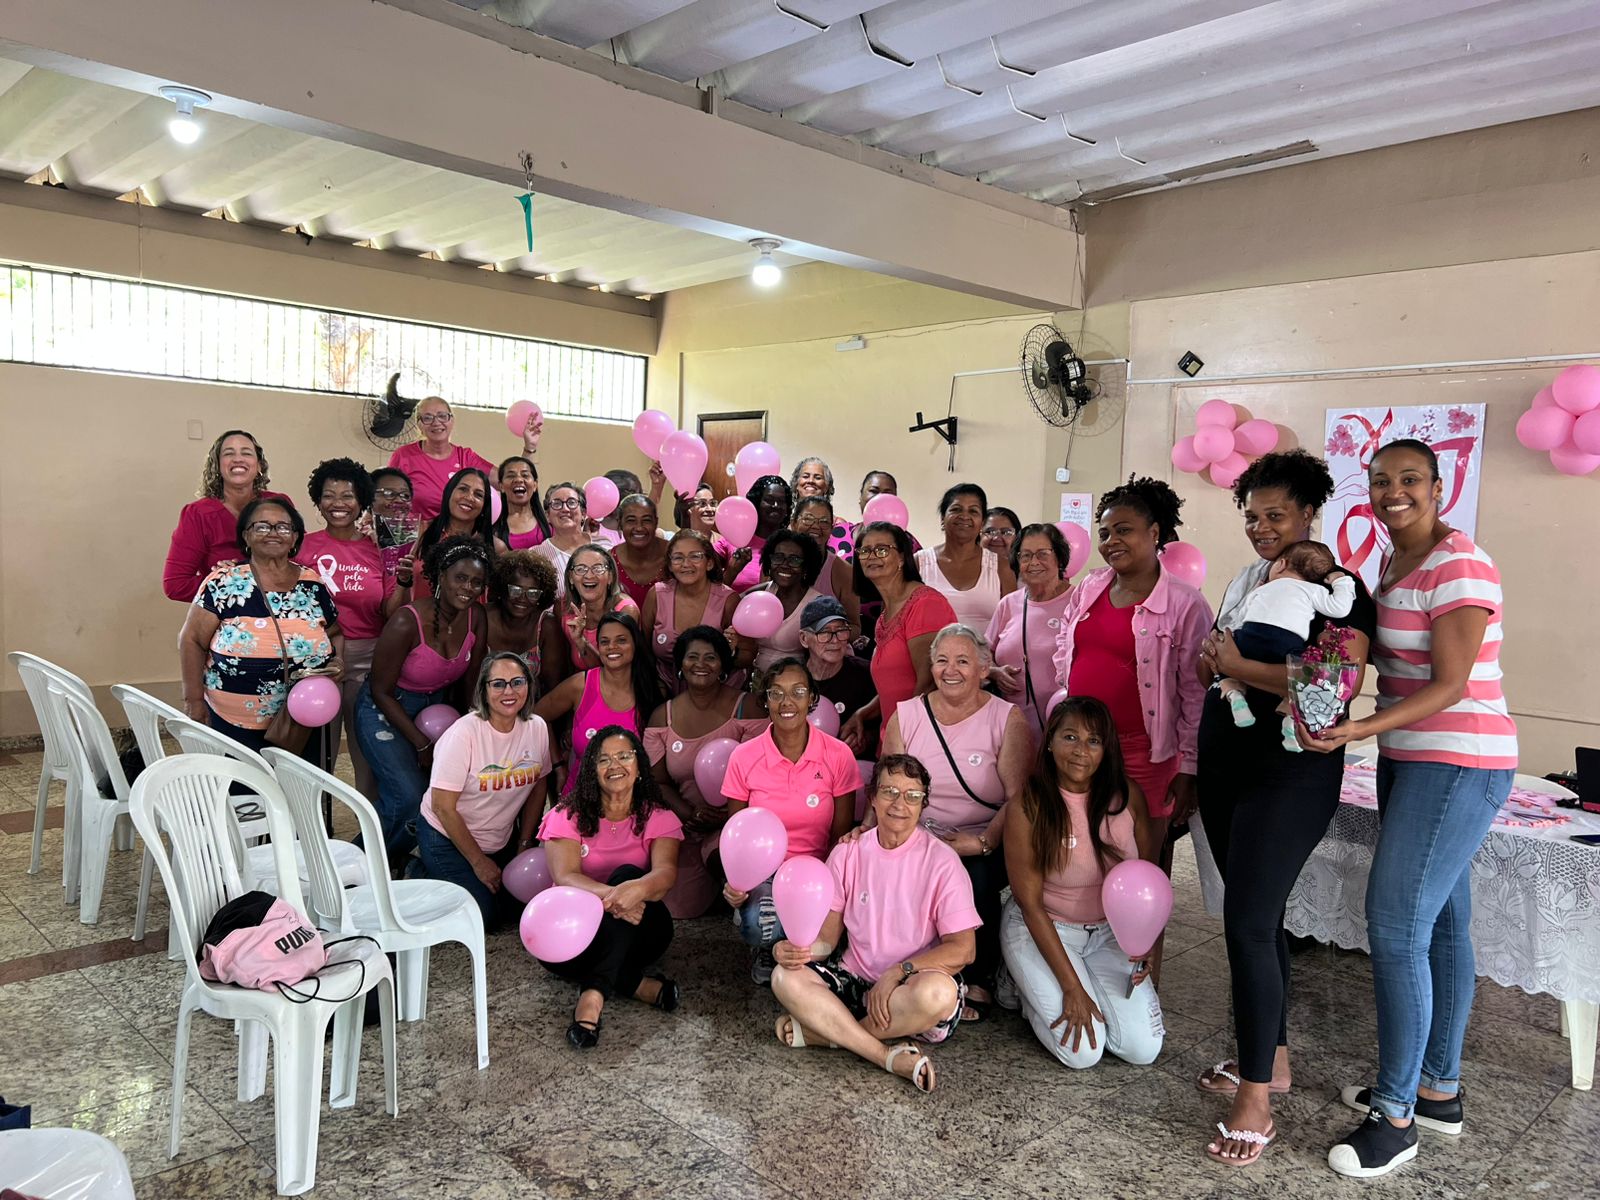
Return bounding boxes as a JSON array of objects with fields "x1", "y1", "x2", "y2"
[{"x1": 698, "y1": 411, "x2": 768, "y2": 502}]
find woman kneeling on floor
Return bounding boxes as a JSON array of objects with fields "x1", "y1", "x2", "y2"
[
  {"x1": 770, "y1": 754, "x2": 979, "y2": 1093},
  {"x1": 537, "y1": 725, "x2": 684, "y2": 1049},
  {"x1": 1000, "y1": 696, "x2": 1166, "y2": 1070}
]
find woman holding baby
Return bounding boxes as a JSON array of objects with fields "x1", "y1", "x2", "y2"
[{"x1": 1192, "y1": 449, "x2": 1377, "y2": 1166}]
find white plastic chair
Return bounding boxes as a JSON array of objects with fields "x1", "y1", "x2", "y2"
[
  {"x1": 111, "y1": 684, "x2": 186, "y2": 944},
  {"x1": 8, "y1": 652, "x2": 92, "y2": 886},
  {"x1": 55, "y1": 686, "x2": 156, "y2": 932},
  {"x1": 129, "y1": 754, "x2": 397, "y2": 1197},
  {"x1": 0, "y1": 1128, "x2": 135, "y2": 1200},
  {"x1": 264, "y1": 749, "x2": 489, "y2": 1070}
]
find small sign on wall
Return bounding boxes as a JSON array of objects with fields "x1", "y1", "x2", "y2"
[
  {"x1": 1059, "y1": 492, "x2": 1093, "y2": 533},
  {"x1": 1322, "y1": 403, "x2": 1486, "y2": 589}
]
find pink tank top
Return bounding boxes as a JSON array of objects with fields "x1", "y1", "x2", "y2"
[
  {"x1": 914, "y1": 547, "x2": 1003, "y2": 631},
  {"x1": 395, "y1": 605, "x2": 477, "y2": 693},
  {"x1": 506, "y1": 526, "x2": 545, "y2": 550},
  {"x1": 651, "y1": 581, "x2": 735, "y2": 680},
  {"x1": 1040, "y1": 789, "x2": 1139, "y2": 925},
  {"x1": 753, "y1": 587, "x2": 823, "y2": 672},
  {"x1": 896, "y1": 694, "x2": 1012, "y2": 835},
  {"x1": 567, "y1": 669, "x2": 638, "y2": 792},
  {"x1": 642, "y1": 704, "x2": 768, "y2": 807}
]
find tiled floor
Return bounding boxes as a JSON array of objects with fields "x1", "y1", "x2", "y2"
[{"x1": 1, "y1": 747, "x2": 1594, "y2": 1199}]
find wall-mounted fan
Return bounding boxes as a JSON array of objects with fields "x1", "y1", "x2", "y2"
[
  {"x1": 361, "y1": 372, "x2": 420, "y2": 451},
  {"x1": 1020, "y1": 323, "x2": 1097, "y2": 428}
]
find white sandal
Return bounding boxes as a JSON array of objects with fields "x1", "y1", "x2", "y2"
[
  {"x1": 884, "y1": 1043, "x2": 936, "y2": 1093},
  {"x1": 775, "y1": 1015, "x2": 836, "y2": 1050}
]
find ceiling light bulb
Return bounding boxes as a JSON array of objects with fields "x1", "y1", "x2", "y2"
[
  {"x1": 159, "y1": 85, "x2": 212, "y2": 146},
  {"x1": 749, "y1": 238, "x2": 782, "y2": 288}
]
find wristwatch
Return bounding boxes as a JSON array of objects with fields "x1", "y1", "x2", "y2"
[{"x1": 899, "y1": 960, "x2": 916, "y2": 982}]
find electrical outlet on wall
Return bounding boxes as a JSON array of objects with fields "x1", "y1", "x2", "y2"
[
  {"x1": 1055, "y1": 467, "x2": 1071, "y2": 483},
  {"x1": 187, "y1": 420, "x2": 204, "y2": 440}
]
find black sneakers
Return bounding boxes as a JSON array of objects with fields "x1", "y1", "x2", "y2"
[
  {"x1": 1341, "y1": 1085, "x2": 1464, "y2": 1136},
  {"x1": 1329, "y1": 1109, "x2": 1420, "y2": 1178}
]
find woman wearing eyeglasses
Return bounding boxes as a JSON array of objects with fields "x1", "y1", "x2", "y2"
[
  {"x1": 721, "y1": 658, "x2": 860, "y2": 983},
  {"x1": 735, "y1": 531, "x2": 827, "y2": 674},
  {"x1": 791, "y1": 496, "x2": 861, "y2": 641},
  {"x1": 719, "y1": 475, "x2": 794, "y2": 594},
  {"x1": 987, "y1": 523, "x2": 1076, "y2": 740},
  {"x1": 485, "y1": 549, "x2": 558, "y2": 673},
  {"x1": 981, "y1": 507, "x2": 1023, "y2": 558},
  {"x1": 178, "y1": 497, "x2": 344, "y2": 756},
  {"x1": 537, "y1": 726, "x2": 684, "y2": 1050},
  {"x1": 417, "y1": 653, "x2": 552, "y2": 925},
  {"x1": 553, "y1": 544, "x2": 642, "y2": 677},
  {"x1": 534, "y1": 481, "x2": 592, "y2": 584},
  {"x1": 387, "y1": 395, "x2": 536, "y2": 523},
  {"x1": 639, "y1": 530, "x2": 740, "y2": 693}
]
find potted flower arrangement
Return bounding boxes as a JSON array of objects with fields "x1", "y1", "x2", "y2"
[{"x1": 1288, "y1": 624, "x2": 1361, "y2": 735}]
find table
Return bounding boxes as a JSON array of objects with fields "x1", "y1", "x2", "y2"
[{"x1": 1284, "y1": 764, "x2": 1600, "y2": 1090}]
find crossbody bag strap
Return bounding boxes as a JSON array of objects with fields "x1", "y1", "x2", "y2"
[
  {"x1": 249, "y1": 562, "x2": 295, "y2": 695},
  {"x1": 920, "y1": 694, "x2": 1002, "y2": 812}
]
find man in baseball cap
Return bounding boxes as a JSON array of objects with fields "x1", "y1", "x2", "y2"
[{"x1": 800, "y1": 597, "x2": 876, "y2": 756}]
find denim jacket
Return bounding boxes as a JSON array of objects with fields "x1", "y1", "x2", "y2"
[{"x1": 1051, "y1": 565, "x2": 1214, "y2": 773}]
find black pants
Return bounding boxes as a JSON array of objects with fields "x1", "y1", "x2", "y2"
[
  {"x1": 962, "y1": 849, "x2": 1008, "y2": 993},
  {"x1": 1197, "y1": 689, "x2": 1343, "y2": 1083},
  {"x1": 539, "y1": 865, "x2": 673, "y2": 1000}
]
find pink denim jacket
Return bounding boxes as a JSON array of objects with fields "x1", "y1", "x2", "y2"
[{"x1": 1051, "y1": 565, "x2": 1214, "y2": 773}]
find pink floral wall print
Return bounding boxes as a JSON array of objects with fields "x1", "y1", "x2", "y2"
[{"x1": 1320, "y1": 404, "x2": 1486, "y2": 589}]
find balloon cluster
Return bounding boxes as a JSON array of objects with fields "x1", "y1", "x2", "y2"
[
  {"x1": 1170, "y1": 400, "x2": 1280, "y2": 490},
  {"x1": 1514, "y1": 365, "x2": 1600, "y2": 477}
]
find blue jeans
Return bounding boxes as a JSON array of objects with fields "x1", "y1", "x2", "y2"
[
  {"x1": 733, "y1": 879, "x2": 784, "y2": 949},
  {"x1": 352, "y1": 680, "x2": 446, "y2": 858},
  {"x1": 415, "y1": 819, "x2": 519, "y2": 929},
  {"x1": 1367, "y1": 758, "x2": 1513, "y2": 1120}
]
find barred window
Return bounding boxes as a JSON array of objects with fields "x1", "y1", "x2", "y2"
[{"x1": 0, "y1": 265, "x2": 645, "y2": 422}]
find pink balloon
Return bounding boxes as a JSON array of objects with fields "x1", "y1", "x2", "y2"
[
  {"x1": 732, "y1": 590, "x2": 783, "y2": 640},
  {"x1": 720, "y1": 806, "x2": 788, "y2": 891},
  {"x1": 285, "y1": 676, "x2": 340, "y2": 727},
  {"x1": 1517, "y1": 405, "x2": 1576, "y2": 452},
  {"x1": 415, "y1": 704, "x2": 460, "y2": 743},
  {"x1": 505, "y1": 400, "x2": 540, "y2": 438},
  {"x1": 1100, "y1": 859, "x2": 1173, "y2": 958},
  {"x1": 1160, "y1": 541, "x2": 1207, "y2": 588},
  {"x1": 631, "y1": 410, "x2": 676, "y2": 458},
  {"x1": 772, "y1": 855, "x2": 835, "y2": 948},
  {"x1": 1572, "y1": 410, "x2": 1600, "y2": 456},
  {"x1": 1054, "y1": 522, "x2": 1091, "y2": 577},
  {"x1": 660, "y1": 431, "x2": 709, "y2": 495},
  {"x1": 1531, "y1": 385, "x2": 1557, "y2": 408},
  {"x1": 502, "y1": 846, "x2": 552, "y2": 903},
  {"x1": 1045, "y1": 688, "x2": 1070, "y2": 720},
  {"x1": 489, "y1": 486, "x2": 504, "y2": 524},
  {"x1": 1195, "y1": 399, "x2": 1239, "y2": 429},
  {"x1": 519, "y1": 885, "x2": 603, "y2": 962},
  {"x1": 1192, "y1": 425, "x2": 1235, "y2": 464},
  {"x1": 1208, "y1": 451, "x2": 1251, "y2": 490},
  {"x1": 734, "y1": 442, "x2": 781, "y2": 495},
  {"x1": 716, "y1": 496, "x2": 759, "y2": 548},
  {"x1": 693, "y1": 737, "x2": 740, "y2": 807},
  {"x1": 861, "y1": 493, "x2": 910, "y2": 530},
  {"x1": 807, "y1": 700, "x2": 840, "y2": 737},
  {"x1": 1549, "y1": 445, "x2": 1600, "y2": 476},
  {"x1": 1552, "y1": 364, "x2": 1600, "y2": 415},
  {"x1": 1233, "y1": 419, "x2": 1279, "y2": 457},
  {"x1": 583, "y1": 475, "x2": 619, "y2": 521},
  {"x1": 1170, "y1": 436, "x2": 1206, "y2": 474}
]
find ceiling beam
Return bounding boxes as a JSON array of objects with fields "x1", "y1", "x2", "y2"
[{"x1": 0, "y1": 0, "x2": 1082, "y2": 309}]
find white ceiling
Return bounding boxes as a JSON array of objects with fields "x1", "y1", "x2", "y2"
[
  {"x1": 0, "y1": 56, "x2": 807, "y2": 295},
  {"x1": 457, "y1": 0, "x2": 1600, "y2": 203}
]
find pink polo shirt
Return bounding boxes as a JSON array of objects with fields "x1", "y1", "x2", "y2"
[
  {"x1": 826, "y1": 826, "x2": 980, "y2": 982},
  {"x1": 537, "y1": 804, "x2": 684, "y2": 883},
  {"x1": 387, "y1": 442, "x2": 495, "y2": 524},
  {"x1": 722, "y1": 725, "x2": 860, "y2": 860}
]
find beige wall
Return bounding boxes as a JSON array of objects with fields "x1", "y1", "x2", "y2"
[{"x1": 1118, "y1": 249, "x2": 1600, "y2": 773}]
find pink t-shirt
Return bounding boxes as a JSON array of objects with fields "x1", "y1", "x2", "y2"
[
  {"x1": 895, "y1": 695, "x2": 1013, "y2": 835},
  {"x1": 537, "y1": 804, "x2": 684, "y2": 882},
  {"x1": 421, "y1": 713, "x2": 552, "y2": 851},
  {"x1": 986, "y1": 587, "x2": 1074, "y2": 739},
  {"x1": 722, "y1": 725, "x2": 860, "y2": 860},
  {"x1": 826, "y1": 826, "x2": 980, "y2": 982},
  {"x1": 387, "y1": 442, "x2": 494, "y2": 524},
  {"x1": 296, "y1": 530, "x2": 390, "y2": 640},
  {"x1": 1039, "y1": 790, "x2": 1139, "y2": 925}
]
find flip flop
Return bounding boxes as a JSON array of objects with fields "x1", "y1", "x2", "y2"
[
  {"x1": 1205, "y1": 1120, "x2": 1276, "y2": 1167},
  {"x1": 1196, "y1": 1060, "x2": 1291, "y2": 1096},
  {"x1": 884, "y1": 1043, "x2": 936, "y2": 1093}
]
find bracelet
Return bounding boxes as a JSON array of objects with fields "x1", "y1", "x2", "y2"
[
  {"x1": 396, "y1": 574, "x2": 414, "y2": 587},
  {"x1": 978, "y1": 834, "x2": 993, "y2": 856}
]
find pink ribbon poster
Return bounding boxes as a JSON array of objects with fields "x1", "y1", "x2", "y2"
[{"x1": 1321, "y1": 403, "x2": 1486, "y2": 589}]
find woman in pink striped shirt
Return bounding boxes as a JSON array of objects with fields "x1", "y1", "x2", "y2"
[{"x1": 1303, "y1": 439, "x2": 1516, "y2": 1180}]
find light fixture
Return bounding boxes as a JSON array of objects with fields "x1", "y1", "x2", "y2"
[
  {"x1": 159, "y1": 85, "x2": 211, "y2": 144},
  {"x1": 749, "y1": 238, "x2": 782, "y2": 288}
]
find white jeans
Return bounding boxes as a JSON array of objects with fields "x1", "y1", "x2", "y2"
[{"x1": 1000, "y1": 900, "x2": 1165, "y2": 1069}]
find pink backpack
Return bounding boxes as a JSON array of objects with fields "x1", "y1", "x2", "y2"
[{"x1": 199, "y1": 891, "x2": 326, "y2": 990}]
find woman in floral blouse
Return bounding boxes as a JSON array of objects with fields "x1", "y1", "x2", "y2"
[{"x1": 179, "y1": 496, "x2": 344, "y2": 754}]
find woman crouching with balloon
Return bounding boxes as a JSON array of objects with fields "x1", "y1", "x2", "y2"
[
  {"x1": 1000, "y1": 696, "x2": 1166, "y2": 1070},
  {"x1": 534, "y1": 726, "x2": 684, "y2": 1049},
  {"x1": 770, "y1": 753, "x2": 979, "y2": 1094}
]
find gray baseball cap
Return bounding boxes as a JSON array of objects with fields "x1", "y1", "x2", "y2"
[{"x1": 800, "y1": 596, "x2": 849, "y2": 633}]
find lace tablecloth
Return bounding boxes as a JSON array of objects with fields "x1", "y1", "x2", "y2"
[{"x1": 1285, "y1": 771, "x2": 1600, "y2": 1005}]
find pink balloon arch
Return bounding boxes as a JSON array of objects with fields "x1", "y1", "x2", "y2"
[
  {"x1": 1516, "y1": 366, "x2": 1600, "y2": 476},
  {"x1": 1170, "y1": 400, "x2": 1282, "y2": 490}
]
